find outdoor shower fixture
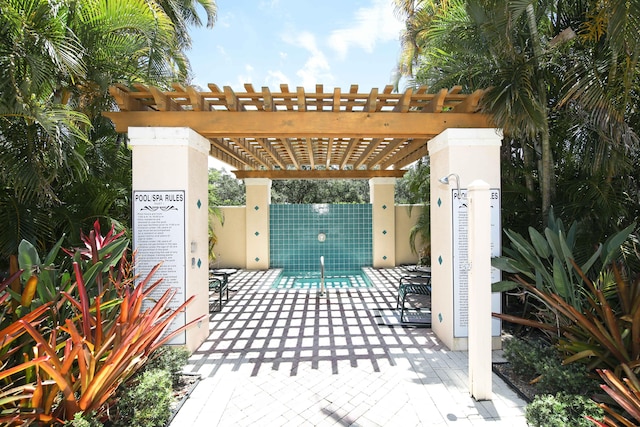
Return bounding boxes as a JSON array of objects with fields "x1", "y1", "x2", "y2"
[
  {"x1": 320, "y1": 256, "x2": 326, "y2": 296},
  {"x1": 439, "y1": 173, "x2": 462, "y2": 198}
]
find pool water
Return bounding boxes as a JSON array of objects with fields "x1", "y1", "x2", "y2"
[{"x1": 272, "y1": 270, "x2": 373, "y2": 289}]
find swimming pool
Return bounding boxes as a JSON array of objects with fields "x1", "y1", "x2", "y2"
[{"x1": 272, "y1": 269, "x2": 373, "y2": 289}]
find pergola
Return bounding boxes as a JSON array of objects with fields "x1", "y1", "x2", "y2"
[
  {"x1": 105, "y1": 83, "x2": 493, "y2": 178},
  {"x1": 105, "y1": 83, "x2": 501, "y2": 397}
]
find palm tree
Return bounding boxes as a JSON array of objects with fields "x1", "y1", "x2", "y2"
[
  {"x1": 395, "y1": 0, "x2": 639, "y2": 232},
  {"x1": 0, "y1": 0, "x2": 92, "y2": 254},
  {"x1": 0, "y1": 0, "x2": 218, "y2": 259}
]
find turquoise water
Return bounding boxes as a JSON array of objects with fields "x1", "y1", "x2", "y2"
[{"x1": 272, "y1": 270, "x2": 373, "y2": 289}]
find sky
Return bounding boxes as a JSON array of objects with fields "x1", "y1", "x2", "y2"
[{"x1": 187, "y1": 0, "x2": 406, "y2": 93}]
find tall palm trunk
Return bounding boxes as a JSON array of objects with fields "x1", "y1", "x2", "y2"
[
  {"x1": 522, "y1": 140, "x2": 537, "y2": 206},
  {"x1": 526, "y1": 3, "x2": 554, "y2": 222}
]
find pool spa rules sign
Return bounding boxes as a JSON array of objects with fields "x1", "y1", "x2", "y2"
[
  {"x1": 451, "y1": 188, "x2": 502, "y2": 338},
  {"x1": 133, "y1": 190, "x2": 186, "y2": 344}
]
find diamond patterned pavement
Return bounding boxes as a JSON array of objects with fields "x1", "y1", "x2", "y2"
[{"x1": 170, "y1": 268, "x2": 527, "y2": 426}]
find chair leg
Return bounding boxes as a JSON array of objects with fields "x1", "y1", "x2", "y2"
[{"x1": 400, "y1": 293, "x2": 409, "y2": 323}]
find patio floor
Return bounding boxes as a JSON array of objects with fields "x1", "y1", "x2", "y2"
[{"x1": 170, "y1": 268, "x2": 528, "y2": 426}]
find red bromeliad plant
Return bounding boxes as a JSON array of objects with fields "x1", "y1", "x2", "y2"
[
  {"x1": 0, "y1": 270, "x2": 53, "y2": 425},
  {"x1": 63, "y1": 219, "x2": 128, "y2": 294},
  {"x1": 494, "y1": 259, "x2": 640, "y2": 374},
  {"x1": 1, "y1": 222, "x2": 205, "y2": 424},
  {"x1": 15, "y1": 260, "x2": 204, "y2": 424},
  {"x1": 63, "y1": 219, "x2": 127, "y2": 263},
  {"x1": 491, "y1": 214, "x2": 639, "y2": 373},
  {"x1": 588, "y1": 366, "x2": 640, "y2": 427}
]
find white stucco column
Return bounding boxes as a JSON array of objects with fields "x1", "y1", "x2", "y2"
[
  {"x1": 129, "y1": 127, "x2": 209, "y2": 353},
  {"x1": 369, "y1": 177, "x2": 396, "y2": 268},
  {"x1": 428, "y1": 128, "x2": 502, "y2": 351},
  {"x1": 245, "y1": 178, "x2": 271, "y2": 269},
  {"x1": 468, "y1": 180, "x2": 493, "y2": 400}
]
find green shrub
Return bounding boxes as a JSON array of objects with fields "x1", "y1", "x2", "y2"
[
  {"x1": 144, "y1": 345, "x2": 190, "y2": 387},
  {"x1": 525, "y1": 393, "x2": 603, "y2": 427},
  {"x1": 113, "y1": 369, "x2": 173, "y2": 427},
  {"x1": 64, "y1": 412, "x2": 103, "y2": 427},
  {"x1": 503, "y1": 337, "x2": 556, "y2": 378},
  {"x1": 503, "y1": 337, "x2": 599, "y2": 395},
  {"x1": 535, "y1": 355, "x2": 598, "y2": 395}
]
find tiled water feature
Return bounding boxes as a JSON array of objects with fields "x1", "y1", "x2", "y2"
[{"x1": 269, "y1": 204, "x2": 372, "y2": 272}]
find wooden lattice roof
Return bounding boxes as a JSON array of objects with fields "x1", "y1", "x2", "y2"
[{"x1": 105, "y1": 83, "x2": 493, "y2": 179}]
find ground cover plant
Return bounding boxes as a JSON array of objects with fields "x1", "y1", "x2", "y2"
[{"x1": 0, "y1": 221, "x2": 202, "y2": 425}]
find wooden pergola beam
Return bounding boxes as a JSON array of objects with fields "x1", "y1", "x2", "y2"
[
  {"x1": 106, "y1": 84, "x2": 496, "y2": 177},
  {"x1": 255, "y1": 138, "x2": 286, "y2": 169},
  {"x1": 104, "y1": 111, "x2": 492, "y2": 137},
  {"x1": 233, "y1": 169, "x2": 406, "y2": 179}
]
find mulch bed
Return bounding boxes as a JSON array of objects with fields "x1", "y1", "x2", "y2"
[
  {"x1": 167, "y1": 373, "x2": 201, "y2": 426},
  {"x1": 493, "y1": 362, "x2": 537, "y2": 403}
]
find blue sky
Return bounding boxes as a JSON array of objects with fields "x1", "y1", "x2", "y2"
[{"x1": 188, "y1": 0, "x2": 406, "y2": 92}]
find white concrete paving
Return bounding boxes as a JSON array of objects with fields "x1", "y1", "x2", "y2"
[{"x1": 170, "y1": 268, "x2": 527, "y2": 426}]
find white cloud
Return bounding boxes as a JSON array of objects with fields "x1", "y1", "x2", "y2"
[
  {"x1": 328, "y1": 0, "x2": 404, "y2": 59},
  {"x1": 282, "y1": 31, "x2": 334, "y2": 89},
  {"x1": 236, "y1": 64, "x2": 255, "y2": 86},
  {"x1": 259, "y1": 0, "x2": 280, "y2": 9},
  {"x1": 265, "y1": 70, "x2": 290, "y2": 87},
  {"x1": 217, "y1": 12, "x2": 233, "y2": 28}
]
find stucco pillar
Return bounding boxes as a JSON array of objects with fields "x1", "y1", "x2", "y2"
[
  {"x1": 129, "y1": 127, "x2": 209, "y2": 353},
  {"x1": 245, "y1": 178, "x2": 271, "y2": 269},
  {"x1": 428, "y1": 128, "x2": 502, "y2": 351},
  {"x1": 468, "y1": 180, "x2": 493, "y2": 400},
  {"x1": 370, "y1": 177, "x2": 396, "y2": 268}
]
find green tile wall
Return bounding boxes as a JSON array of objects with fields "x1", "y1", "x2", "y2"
[{"x1": 270, "y1": 204, "x2": 372, "y2": 271}]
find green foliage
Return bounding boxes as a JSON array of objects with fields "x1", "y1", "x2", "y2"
[
  {"x1": 0, "y1": 0, "x2": 217, "y2": 262},
  {"x1": 396, "y1": 0, "x2": 640, "y2": 232},
  {"x1": 401, "y1": 159, "x2": 431, "y2": 261},
  {"x1": 208, "y1": 168, "x2": 245, "y2": 206},
  {"x1": 493, "y1": 212, "x2": 640, "y2": 422},
  {"x1": 113, "y1": 369, "x2": 173, "y2": 427},
  {"x1": 0, "y1": 225, "x2": 201, "y2": 424},
  {"x1": 525, "y1": 393, "x2": 604, "y2": 427},
  {"x1": 144, "y1": 345, "x2": 190, "y2": 387},
  {"x1": 271, "y1": 179, "x2": 369, "y2": 204},
  {"x1": 493, "y1": 215, "x2": 640, "y2": 374},
  {"x1": 503, "y1": 338, "x2": 556, "y2": 379},
  {"x1": 491, "y1": 209, "x2": 634, "y2": 301},
  {"x1": 503, "y1": 338, "x2": 599, "y2": 396},
  {"x1": 400, "y1": 158, "x2": 430, "y2": 204},
  {"x1": 64, "y1": 412, "x2": 104, "y2": 427}
]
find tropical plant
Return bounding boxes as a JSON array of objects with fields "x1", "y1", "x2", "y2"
[
  {"x1": 394, "y1": 0, "x2": 640, "y2": 232},
  {"x1": 0, "y1": 0, "x2": 218, "y2": 262},
  {"x1": 0, "y1": 271, "x2": 55, "y2": 424},
  {"x1": 503, "y1": 337, "x2": 599, "y2": 396},
  {"x1": 590, "y1": 366, "x2": 640, "y2": 427},
  {"x1": 492, "y1": 213, "x2": 639, "y2": 374},
  {"x1": 143, "y1": 345, "x2": 190, "y2": 387},
  {"x1": 112, "y1": 368, "x2": 173, "y2": 427},
  {"x1": 402, "y1": 159, "x2": 431, "y2": 263},
  {"x1": 0, "y1": 224, "x2": 203, "y2": 424},
  {"x1": 525, "y1": 392, "x2": 604, "y2": 427}
]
